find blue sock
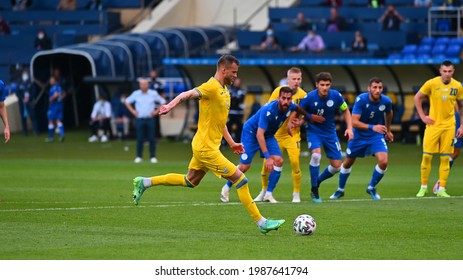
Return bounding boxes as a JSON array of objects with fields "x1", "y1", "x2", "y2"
[
  {"x1": 310, "y1": 164, "x2": 320, "y2": 188},
  {"x1": 48, "y1": 127, "x2": 54, "y2": 139},
  {"x1": 449, "y1": 159, "x2": 454, "y2": 169},
  {"x1": 267, "y1": 168, "x2": 281, "y2": 193},
  {"x1": 369, "y1": 165, "x2": 385, "y2": 188},
  {"x1": 318, "y1": 166, "x2": 335, "y2": 184},
  {"x1": 58, "y1": 124, "x2": 64, "y2": 138},
  {"x1": 226, "y1": 180, "x2": 232, "y2": 188},
  {"x1": 338, "y1": 167, "x2": 351, "y2": 190}
]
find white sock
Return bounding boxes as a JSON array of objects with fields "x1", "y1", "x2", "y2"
[
  {"x1": 143, "y1": 178, "x2": 152, "y2": 187},
  {"x1": 257, "y1": 217, "x2": 267, "y2": 227}
]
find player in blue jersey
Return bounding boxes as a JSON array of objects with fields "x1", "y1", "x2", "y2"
[
  {"x1": 299, "y1": 72, "x2": 353, "y2": 203},
  {"x1": 220, "y1": 86, "x2": 306, "y2": 203},
  {"x1": 0, "y1": 80, "x2": 11, "y2": 143},
  {"x1": 330, "y1": 77, "x2": 393, "y2": 200},
  {"x1": 45, "y1": 76, "x2": 65, "y2": 142},
  {"x1": 432, "y1": 110, "x2": 462, "y2": 194}
]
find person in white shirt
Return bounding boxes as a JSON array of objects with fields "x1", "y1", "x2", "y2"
[
  {"x1": 125, "y1": 79, "x2": 166, "y2": 163},
  {"x1": 88, "y1": 93, "x2": 112, "y2": 143}
]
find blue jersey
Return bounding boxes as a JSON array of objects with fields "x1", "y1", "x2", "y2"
[
  {"x1": 243, "y1": 100, "x2": 297, "y2": 139},
  {"x1": 299, "y1": 88, "x2": 346, "y2": 135},
  {"x1": 0, "y1": 80, "x2": 5, "y2": 102},
  {"x1": 49, "y1": 83, "x2": 64, "y2": 109},
  {"x1": 352, "y1": 92, "x2": 392, "y2": 139}
]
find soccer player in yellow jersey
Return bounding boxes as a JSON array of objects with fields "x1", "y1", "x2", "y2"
[
  {"x1": 415, "y1": 60, "x2": 463, "y2": 198},
  {"x1": 256, "y1": 67, "x2": 310, "y2": 203},
  {"x1": 131, "y1": 55, "x2": 285, "y2": 234}
]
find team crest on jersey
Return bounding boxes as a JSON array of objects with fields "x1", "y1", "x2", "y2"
[
  {"x1": 442, "y1": 95, "x2": 448, "y2": 101},
  {"x1": 379, "y1": 105, "x2": 385, "y2": 111},
  {"x1": 266, "y1": 111, "x2": 271, "y2": 117},
  {"x1": 314, "y1": 102, "x2": 318, "y2": 106},
  {"x1": 327, "y1": 100, "x2": 334, "y2": 107}
]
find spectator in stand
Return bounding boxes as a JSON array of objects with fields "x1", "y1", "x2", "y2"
[
  {"x1": 324, "y1": 0, "x2": 342, "y2": 7},
  {"x1": 352, "y1": 30, "x2": 368, "y2": 52},
  {"x1": 88, "y1": 93, "x2": 112, "y2": 143},
  {"x1": 414, "y1": 0, "x2": 433, "y2": 7},
  {"x1": 85, "y1": 0, "x2": 103, "y2": 10},
  {"x1": 326, "y1": 8, "x2": 347, "y2": 32},
  {"x1": 111, "y1": 92, "x2": 131, "y2": 140},
  {"x1": 290, "y1": 29, "x2": 325, "y2": 52},
  {"x1": 34, "y1": 29, "x2": 52, "y2": 50},
  {"x1": 292, "y1": 12, "x2": 310, "y2": 31},
  {"x1": 379, "y1": 5, "x2": 406, "y2": 31},
  {"x1": 0, "y1": 16, "x2": 11, "y2": 35},
  {"x1": 258, "y1": 25, "x2": 280, "y2": 50},
  {"x1": 57, "y1": 0, "x2": 77, "y2": 10},
  {"x1": 259, "y1": 35, "x2": 281, "y2": 51},
  {"x1": 369, "y1": 0, "x2": 385, "y2": 8},
  {"x1": 11, "y1": 0, "x2": 32, "y2": 11}
]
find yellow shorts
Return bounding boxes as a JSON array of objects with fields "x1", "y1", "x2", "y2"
[
  {"x1": 276, "y1": 135, "x2": 301, "y2": 158},
  {"x1": 189, "y1": 149, "x2": 237, "y2": 178},
  {"x1": 423, "y1": 126, "x2": 455, "y2": 155}
]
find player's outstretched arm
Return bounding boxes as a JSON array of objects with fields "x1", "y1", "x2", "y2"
[{"x1": 159, "y1": 89, "x2": 199, "y2": 115}]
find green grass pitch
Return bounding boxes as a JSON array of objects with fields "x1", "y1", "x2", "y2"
[{"x1": 0, "y1": 130, "x2": 462, "y2": 260}]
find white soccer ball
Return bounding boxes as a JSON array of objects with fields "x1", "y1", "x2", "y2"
[{"x1": 293, "y1": 214, "x2": 316, "y2": 236}]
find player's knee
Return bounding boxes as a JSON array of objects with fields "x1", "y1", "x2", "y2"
[
  {"x1": 422, "y1": 153, "x2": 433, "y2": 164},
  {"x1": 232, "y1": 174, "x2": 248, "y2": 189},
  {"x1": 378, "y1": 159, "x2": 388, "y2": 170},
  {"x1": 310, "y1": 153, "x2": 322, "y2": 166},
  {"x1": 184, "y1": 176, "x2": 198, "y2": 188},
  {"x1": 273, "y1": 156, "x2": 284, "y2": 167},
  {"x1": 328, "y1": 165, "x2": 341, "y2": 174}
]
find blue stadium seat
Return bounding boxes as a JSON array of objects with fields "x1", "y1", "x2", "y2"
[
  {"x1": 416, "y1": 53, "x2": 431, "y2": 59},
  {"x1": 445, "y1": 44, "x2": 462, "y2": 58},
  {"x1": 401, "y1": 44, "x2": 417, "y2": 56},
  {"x1": 435, "y1": 37, "x2": 450, "y2": 46},
  {"x1": 420, "y1": 37, "x2": 435, "y2": 47},
  {"x1": 450, "y1": 37, "x2": 463, "y2": 47},
  {"x1": 432, "y1": 44, "x2": 447, "y2": 57},
  {"x1": 416, "y1": 44, "x2": 432, "y2": 56}
]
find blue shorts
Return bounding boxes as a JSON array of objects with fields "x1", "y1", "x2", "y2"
[
  {"x1": 47, "y1": 105, "x2": 63, "y2": 121},
  {"x1": 455, "y1": 136, "x2": 463, "y2": 149},
  {"x1": 346, "y1": 136, "x2": 388, "y2": 158},
  {"x1": 307, "y1": 132, "x2": 342, "y2": 160},
  {"x1": 240, "y1": 130, "x2": 282, "y2": 165}
]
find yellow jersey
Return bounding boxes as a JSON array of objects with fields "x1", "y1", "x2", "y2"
[
  {"x1": 192, "y1": 77, "x2": 230, "y2": 151},
  {"x1": 269, "y1": 86, "x2": 307, "y2": 141},
  {"x1": 420, "y1": 77, "x2": 463, "y2": 129}
]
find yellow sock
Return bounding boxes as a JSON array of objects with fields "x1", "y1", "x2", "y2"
[
  {"x1": 438, "y1": 155, "x2": 450, "y2": 188},
  {"x1": 151, "y1": 173, "x2": 188, "y2": 187},
  {"x1": 292, "y1": 169, "x2": 302, "y2": 193},
  {"x1": 420, "y1": 153, "x2": 433, "y2": 186},
  {"x1": 261, "y1": 160, "x2": 268, "y2": 191},
  {"x1": 234, "y1": 175, "x2": 263, "y2": 222},
  {"x1": 290, "y1": 158, "x2": 301, "y2": 193}
]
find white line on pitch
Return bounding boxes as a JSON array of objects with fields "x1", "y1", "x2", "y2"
[{"x1": 0, "y1": 196, "x2": 462, "y2": 213}]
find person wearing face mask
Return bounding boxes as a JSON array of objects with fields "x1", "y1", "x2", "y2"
[
  {"x1": 34, "y1": 29, "x2": 52, "y2": 50},
  {"x1": 15, "y1": 69, "x2": 36, "y2": 136},
  {"x1": 290, "y1": 29, "x2": 325, "y2": 52},
  {"x1": 258, "y1": 25, "x2": 280, "y2": 50}
]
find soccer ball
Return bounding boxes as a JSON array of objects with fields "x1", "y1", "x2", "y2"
[{"x1": 293, "y1": 214, "x2": 316, "y2": 236}]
